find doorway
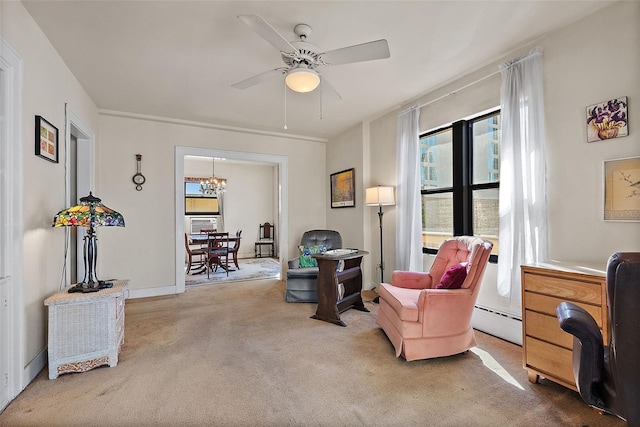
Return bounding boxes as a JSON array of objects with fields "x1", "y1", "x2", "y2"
[
  {"x1": 64, "y1": 106, "x2": 95, "y2": 286},
  {"x1": 174, "y1": 147, "x2": 288, "y2": 294},
  {"x1": 0, "y1": 36, "x2": 24, "y2": 411}
]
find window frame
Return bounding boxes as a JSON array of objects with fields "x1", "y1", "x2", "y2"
[{"x1": 420, "y1": 110, "x2": 500, "y2": 263}]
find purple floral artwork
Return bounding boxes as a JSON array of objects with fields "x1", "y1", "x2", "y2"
[{"x1": 587, "y1": 97, "x2": 628, "y2": 142}]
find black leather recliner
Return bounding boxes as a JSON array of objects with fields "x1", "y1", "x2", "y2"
[{"x1": 556, "y1": 252, "x2": 640, "y2": 427}]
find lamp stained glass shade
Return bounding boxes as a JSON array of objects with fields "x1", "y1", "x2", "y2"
[{"x1": 52, "y1": 192, "x2": 125, "y2": 228}]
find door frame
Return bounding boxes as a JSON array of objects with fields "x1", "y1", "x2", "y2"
[
  {"x1": 64, "y1": 105, "x2": 95, "y2": 285},
  {"x1": 0, "y1": 37, "x2": 25, "y2": 410},
  {"x1": 174, "y1": 147, "x2": 288, "y2": 294}
]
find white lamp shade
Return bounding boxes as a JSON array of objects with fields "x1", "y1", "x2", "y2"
[
  {"x1": 365, "y1": 186, "x2": 395, "y2": 206},
  {"x1": 285, "y1": 68, "x2": 320, "y2": 93}
]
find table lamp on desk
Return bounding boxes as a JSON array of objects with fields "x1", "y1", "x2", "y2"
[{"x1": 52, "y1": 192, "x2": 125, "y2": 293}]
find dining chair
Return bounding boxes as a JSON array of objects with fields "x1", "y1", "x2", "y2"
[
  {"x1": 255, "y1": 222, "x2": 275, "y2": 258},
  {"x1": 228, "y1": 230, "x2": 242, "y2": 269},
  {"x1": 207, "y1": 232, "x2": 230, "y2": 278},
  {"x1": 184, "y1": 233, "x2": 206, "y2": 274}
]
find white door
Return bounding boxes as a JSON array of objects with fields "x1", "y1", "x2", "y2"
[
  {"x1": 0, "y1": 37, "x2": 24, "y2": 412},
  {"x1": 0, "y1": 58, "x2": 9, "y2": 412},
  {"x1": 65, "y1": 107, "x2": 94, "y2": 286}
]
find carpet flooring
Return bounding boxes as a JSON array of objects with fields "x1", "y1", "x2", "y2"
[
  {"x1": 0, "y1": 279, "x2": 624, "y2": 426},
  {"x1": 185, "y1": 257, "x2": 281, "y2": 285}
]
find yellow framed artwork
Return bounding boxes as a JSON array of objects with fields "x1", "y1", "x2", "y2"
[
  {"x1": 330, "y1": 168, "x2": 355, "y2": 208},
  {"x1": 604, "y1": 156, "x2": 640, "y2": 221}
]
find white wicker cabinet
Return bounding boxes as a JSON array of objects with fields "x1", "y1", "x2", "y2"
[{"x1": 44, "y1": 280, "x2": 128, "y2": 379}]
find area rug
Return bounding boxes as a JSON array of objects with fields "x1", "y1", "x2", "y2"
[{"x1": 185, "y1": 257, "x2": 281, "y2": 286}]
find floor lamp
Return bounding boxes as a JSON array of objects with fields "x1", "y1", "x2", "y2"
[
  {"x1": 365, "y1": 186, "x2": 395, "y2": 303},
  {"x1": 52, "y1": 192, "x2": 125, "y2": 293}
]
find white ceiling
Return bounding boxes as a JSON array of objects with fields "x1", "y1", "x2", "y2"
[{"x1": 23, "y1": 1, "x2": 615, "y2": 140}]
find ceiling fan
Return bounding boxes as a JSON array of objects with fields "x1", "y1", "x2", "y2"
[{"x1": 232, "y1": 15, "x2": 390, "y2": 99}]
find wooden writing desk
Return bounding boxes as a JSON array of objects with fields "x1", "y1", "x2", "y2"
[{"x1": 311, "y1": 250, "x2": 369, "y2": 326}]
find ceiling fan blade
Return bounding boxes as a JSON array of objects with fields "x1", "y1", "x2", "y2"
[
  {"x1": 232, "y1": 68, "x2": 287, "y2": 89},
  {"x1": 321, "y1": 39, "x2": 390, "y2": 66},
  {"x1": 320, "y1": 76, "x2": 342, "y2": 102},
  {"x1": 238, "y1": 15, "x2": 297, "y2": 54}
]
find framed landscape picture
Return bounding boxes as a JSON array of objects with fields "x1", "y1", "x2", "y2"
[
  {"x1": 330, "y1": 168, "x2": 355, "y2": 208},
  {"x1": 604, "y1": 156, "x2": 640, "y2": 221},
  {"x1": 35, "y1": 115, "x2": 59, "y2": 163}
]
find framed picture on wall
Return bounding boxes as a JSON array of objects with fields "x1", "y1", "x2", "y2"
[
  {"x1": 330, "y1": 168, "x2": 355, "y2": 208},
  {"x1": 587, "y1": 97, "x2": 628, "y2": 143},
  {"x1": 35, "y1": 115, "x2": 59, "y2": 163},
  {"x1": 604, "y1": 156, "x2": 640, "y2": 221}
]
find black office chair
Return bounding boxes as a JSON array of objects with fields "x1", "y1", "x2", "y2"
[{"x1": 556, "y1": 252, "x2": 640, "y2": 426}]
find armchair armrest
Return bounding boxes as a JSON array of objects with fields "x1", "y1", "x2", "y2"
[
  {"x1": 556, "y1": 301, "x2": 605, "y2": 408},
  {"x1": 391, "y1": 271, "x2": 435, "y2": 289},
  {"x1": 417, "y1": 288, "x2": 475, "y2": 334},
  {"x1": 288, "y1": 257, "x2": 301, "y2": 269}
]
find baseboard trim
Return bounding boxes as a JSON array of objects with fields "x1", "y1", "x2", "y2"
[
  {"x1": 23, "y1": 348, "x2": 47, "y2": 385},
  {"x1": 472, "y1": 306, "x2": 522, "y2": 345},
  {"x1": 128, "y1": 285, "x2": 177, "y2": 299}
]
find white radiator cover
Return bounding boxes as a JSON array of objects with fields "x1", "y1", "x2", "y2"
[{"x1": 472, "y1": 305, "x2": 522, "y2": 346}]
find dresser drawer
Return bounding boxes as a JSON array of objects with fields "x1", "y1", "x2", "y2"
[
  {"x1": 524, "y1": 291, "x2": 602, "y2": 327},
  {"x1": 523, "y1": 273, "x2": 601, "y2": 304},
  {"x1": 525, "y1": 336, "x2": 575, "y2": 386},
  {"x1": 525, "y1": 310, "x2": 574, "y2": 349}
]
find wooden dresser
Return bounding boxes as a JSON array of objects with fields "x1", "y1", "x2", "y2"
[{"x1": 521, "y1": 262, "x2": 607, "y2": 391}]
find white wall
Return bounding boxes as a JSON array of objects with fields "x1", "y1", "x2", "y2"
[
  {"x1": 543, "y1": 2, "x2": 640, "y2": 263},
  {"x1": 1, "y1": 1, "x2": 100, "y2": 377},
  {"x1": 96, "y1": 113, "x2": 327, "y2": 292},
  {"x1": 326, "y1": 123, "x2": 372, "y2": 284},
  {"x1": 331, "y1": 1, "x2": 640, "y2": 335}
]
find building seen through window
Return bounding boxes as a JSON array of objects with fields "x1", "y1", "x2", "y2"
[{"x1": 420, "y1": 111, "x2": 500, "y2": 258}]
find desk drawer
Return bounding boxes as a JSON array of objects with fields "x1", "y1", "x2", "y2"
[
  {"x1": 523, "y1": 273, "x2": 601, "y2": 304},
  {"x1": 524, "y1": 291, "x2": 602, "y2": 327},
  {"x1": 525, "y1": 336, "x2": 574, "y2": 386},
  {"x1": 525, "y1": 310, "x2": 573, "y2": 349}
]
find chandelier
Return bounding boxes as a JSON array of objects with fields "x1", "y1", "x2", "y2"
[{"x1": 200, "y1": 158, "x2": 226, "y2": 196}]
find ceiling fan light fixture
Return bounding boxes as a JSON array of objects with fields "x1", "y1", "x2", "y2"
[{"x1": 285, "y1": 68, "x2": 320, "y2": 93}]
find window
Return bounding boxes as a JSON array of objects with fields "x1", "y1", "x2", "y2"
[
  {"x1": 184, "y1": 181, "x2": 220, "y2": 215},
  {"x1": 420, "y1": 111, "x2": 500, "y2": 260}
]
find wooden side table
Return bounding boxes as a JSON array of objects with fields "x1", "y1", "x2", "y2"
[
  {"x1": 521, "y1": 263, "x2": 607, "y2": 391},
  {"x1": 311, "y1": 250, "x2": 369, "y2": 326},
  {"x1": 44, "y1": 280, "x2": 129, "y2": 379}
]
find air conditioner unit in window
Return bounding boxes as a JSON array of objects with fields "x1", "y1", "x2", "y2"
[{"x1": 190, "y1": 217, "x2": 218, "y2": 234}]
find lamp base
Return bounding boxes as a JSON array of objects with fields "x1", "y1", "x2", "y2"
[{"x1": 68, "y1": 281, "x2": 114, "y2": 293}]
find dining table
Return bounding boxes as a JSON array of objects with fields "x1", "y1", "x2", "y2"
[{"x1": 189, "y1": 233, "x2": 242, "y2": 274}]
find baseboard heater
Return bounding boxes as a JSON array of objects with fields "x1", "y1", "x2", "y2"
[{"x1": 472, "y1": 305, "x2": 522, "y2": 346}]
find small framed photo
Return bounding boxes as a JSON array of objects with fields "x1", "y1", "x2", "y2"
[
  {"x1": 604, "y1": 156, "x2": 640, "y2": 222},
  {"x1": 330, "y1": 168, "x2": 355, "y2": 208},
  {"x1": 35, "y1": 115, "x2": 58, "y2": 163},
  {"x1": 587, "y1": 97, "x2": 628, "y2": 143}
]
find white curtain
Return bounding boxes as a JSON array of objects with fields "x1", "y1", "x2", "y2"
[
  {"x1": 497, "y1": 47, "x2": 549, "y2": 298},
  {"x1": 395, "y1": 107, "x2": 423, "y2": 272},
  {"x1": 217, "y1": 193, "x2": 225, "y2": 231}
]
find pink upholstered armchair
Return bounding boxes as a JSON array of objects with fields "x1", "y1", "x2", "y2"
[{"x1": 376, "y1": 236, "x2": 493, "y2": 361}]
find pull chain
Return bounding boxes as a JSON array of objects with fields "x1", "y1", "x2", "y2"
[
  {"x1": 320, "y1": 78, "x2": 323, "y2": 120},
  {"x1": 283, "y1": 82, "x2": 288, "y2": 130}
]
